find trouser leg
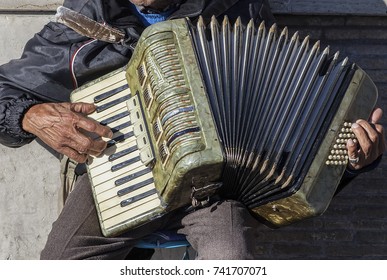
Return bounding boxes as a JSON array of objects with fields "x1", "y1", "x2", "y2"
[
  {"x1": 178, "y1": 200, "x2": 259, "y2": 260},
  {"x1": 41, "y1": 175, "x2": 260, "y2": 260},
  {"x1": 40, "y1": 174, "x2": 182, "y2": 260}
]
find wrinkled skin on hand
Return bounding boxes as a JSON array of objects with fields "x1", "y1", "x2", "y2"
[
  {"x1": 22, "y1": 102, "x2": 113, "y2": 163},
  {"x1": 347, "y1": 107, "x2": 386, "y2": 170}
]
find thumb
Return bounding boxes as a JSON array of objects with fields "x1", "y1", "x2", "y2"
[{"x1": 369, "y1": 108, "x2": 383, "y2": 124}]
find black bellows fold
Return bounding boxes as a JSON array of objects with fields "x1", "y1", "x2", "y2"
[{"x1": 188, "y1": 16, "x2": 354, "y2": 207}]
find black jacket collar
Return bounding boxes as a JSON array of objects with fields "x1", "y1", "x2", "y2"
[
  {"x1": 169, "y1": 0, "x2": 242, "y2": 20},
  {"x1": 102, "y1": 0, "x2": 242, "y2": 25}
]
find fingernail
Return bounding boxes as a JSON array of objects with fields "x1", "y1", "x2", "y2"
[
  {"x1": 102, "y1": 136, "x2": 112, "y2": 142},
  {"x1": 352, "y1": 123, "x2": 360, "y2": 129},
  {"x1": 347, "y1": 139, "x2": 355, "y2": 146}
]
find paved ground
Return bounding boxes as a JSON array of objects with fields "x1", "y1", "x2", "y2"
[{"x1": 0, "y1": 13, "x2": 61, "y2": 260}]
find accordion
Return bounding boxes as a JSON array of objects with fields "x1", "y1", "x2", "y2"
[{"x1": 71, "y1": 17, "x2": 378, "y2": 237}]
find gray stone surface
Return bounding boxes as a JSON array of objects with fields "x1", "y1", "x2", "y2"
[
  {"x1": 0, "y1": 143, "x2": 61, "y2": 260},
  {"x1": 0, "y1": 1, "x2": 61, "y2": 11},
  {"x1": 0, "y1": 14, "x2": 60, "y2": 260},
  {"x1": 0, "y1": 15, "x2": 55, "y2": 64}
]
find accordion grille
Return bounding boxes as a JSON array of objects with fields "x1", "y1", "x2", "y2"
[{"x1": 135, "y1": 34, "x2": 203, "y2": 166}]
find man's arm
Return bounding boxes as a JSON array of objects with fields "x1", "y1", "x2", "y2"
[
  {"x1": 0, "y1": 19, "x2": 112, "y2": 162},
  {"x1": 0, "y1": 20, "x2": 74, "y2": 148}
]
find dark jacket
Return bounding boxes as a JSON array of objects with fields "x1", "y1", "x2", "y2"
[{"x1": 0, "y1": 0, "x2": 275, "y2": 147}]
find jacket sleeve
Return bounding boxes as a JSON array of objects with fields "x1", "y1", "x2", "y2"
[
  {"x1": 0, "y1": 20, "x2": 79, "y2": 147},
  {"x1": 0, "y1": 0, "x2": 136, "y2": 148},
  {"x1": 336, "y1": 155, "x2": 382, "y2": 193}
]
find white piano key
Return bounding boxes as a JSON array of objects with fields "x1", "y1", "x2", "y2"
[
  {"x1": 103, "y1": 194, "x2": 162, "y2": 230},
  {"x1": 89, "y1": 140, "x2": 140, "y2": 177},
  {"x1": 71, "y1": 70, "x2": 127, "y2": 102},
  {"x1": 100, "y1": 183, "x2": 158, "y2": 218},
  {"x1": 106, "y1": 115, "x2": 132, "y2": 132},
  {"x1": 88, "y1": 89, "x2": 131, "y2": 121},
  {"x1": 92, "y1": 160, "x2": 146, "y2": 194},
  {"x1": 96, "y1": 167, "x2": 153, "y2": 203},
  {"x1": 88, "y1": 136, "x2": 138, "y2": 168},
  {"x1": 92, "y1": 164, "x2": 148, "y2": 196},
  {"x1": 98, "y1": 176, "x2": 155, "y2": 211},
  {"x1": 93, "y1": 106, "x2": 129, "y2": 124},
  {"x1": 98, "y1": 106, "x2": 130, "y2": 122}
]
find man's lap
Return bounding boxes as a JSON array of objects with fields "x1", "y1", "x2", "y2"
[{"x1": 41, "y1": 174, "x2": 259, "y2": 259}]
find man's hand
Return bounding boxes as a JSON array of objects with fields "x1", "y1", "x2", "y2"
[
  {"x1": 347, "y1": 107, "x2": 385, "y2": 170},
  {"x1": 22, "y1": 102, "x2": 113, "y2": 163}
]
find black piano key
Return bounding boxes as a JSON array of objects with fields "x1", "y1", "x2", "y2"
[
  {"x1": 115, "y1": 167, "x2": 152, "y2": 187},
  {"x1": 111, "y1": 121, "x2": 131, "y2": 133},
  {"x1": 167, "y1": 127, "x2": 200, "y2": 147},
  {"x1": 109, "y1": 145, "x2": 138, "y2": 162},
  {"x1": 100, "y1": 111, "x2": 130, "y2": 126},
  {"x1": 111, "y1": 155, "x2": 141, "y2": 172},
  {"x1": 117, "y1": 177, "x2": 154, "y2": 197},
  {"x1": 94, "y1": 84, "x2": 129, "y2": 103},
  {"x1": 96, "y1": 95, "x2": 131, "y2": 113},
  {"x1": 120, "y1": 187, "x2": 157, "y2": 207},
  {"x1": 107, "y1": 131, "x2": 134, "y2": 148}
]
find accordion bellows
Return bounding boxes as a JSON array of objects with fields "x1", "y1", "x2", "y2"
[{"x1": 71, "y1": 16, "x2": 377, "y2": 237}]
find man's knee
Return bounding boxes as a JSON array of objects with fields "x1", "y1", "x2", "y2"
[
  {"x1": 181, "y1": 199, "x2": 259, "y2": 259},
  {"x1": 195, "y1": 237, "x2": 255, "y2": 259}
]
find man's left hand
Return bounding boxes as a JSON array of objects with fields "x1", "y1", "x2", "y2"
[{"x1": 347, "y1": 107, "x2": 386, "y2": 170}]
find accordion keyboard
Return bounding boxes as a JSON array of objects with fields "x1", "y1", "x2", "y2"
[{"x1": 71, "y1": 69, "x2": 164, "y2": 235}]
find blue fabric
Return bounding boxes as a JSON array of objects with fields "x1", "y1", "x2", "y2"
[
  {"x1": 135, "y1": 230, "x2": 190, "y2": 249},
  {"x1": 129, "y1": 3, "x2": 176, "y2": 26}
]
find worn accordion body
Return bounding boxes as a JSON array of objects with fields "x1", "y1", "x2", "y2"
[{"x1": 71, "y1": 17, "x2": 378, "y2": 237}]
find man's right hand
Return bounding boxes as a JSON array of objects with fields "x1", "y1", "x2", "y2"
[{"x1": 22, "y1": 102, "x2": 113, "y2": 163}]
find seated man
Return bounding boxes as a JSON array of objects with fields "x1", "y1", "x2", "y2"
[{"x1": 0, "y1": 0, "x2": 384, "y2": 259}]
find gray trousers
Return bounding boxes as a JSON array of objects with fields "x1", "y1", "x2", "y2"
[{"x1": 40, "y1": 174, "x2": 260, "y2": 260}]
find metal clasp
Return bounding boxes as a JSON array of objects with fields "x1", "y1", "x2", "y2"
[{"x1": 191, "y1": 183, "x2": 222, "y2": 208}]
